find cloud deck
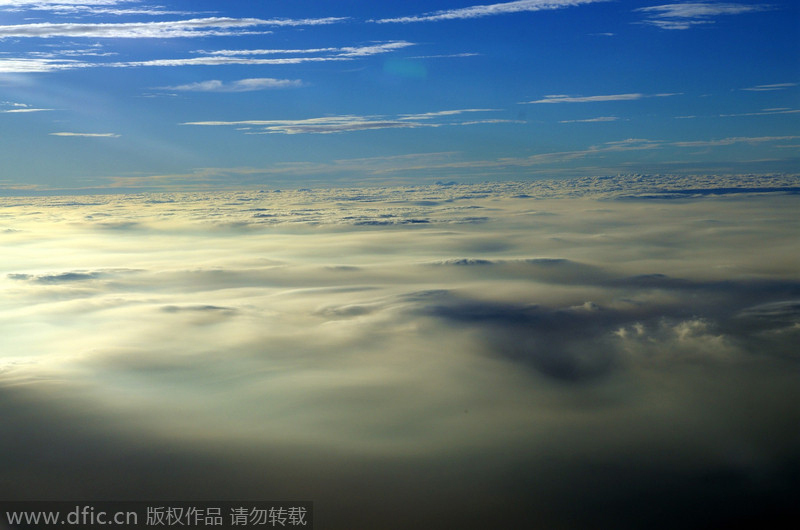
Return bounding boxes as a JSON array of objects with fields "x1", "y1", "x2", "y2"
[{"x1": 1, "y1": 176, "x2": 799, "y2": 528}]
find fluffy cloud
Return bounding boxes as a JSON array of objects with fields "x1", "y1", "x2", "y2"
[{"x1": 1, "y1": 177, "x2": 798, "y2": 528}]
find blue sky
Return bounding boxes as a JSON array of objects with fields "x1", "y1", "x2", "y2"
[{"x1": 0, "y1": 0, "x2": 797, "y2": 192}]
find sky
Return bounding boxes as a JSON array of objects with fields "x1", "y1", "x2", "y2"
[
  {"x1": 1, "y1": 3, "x2": 799, "y2": 528},
  {"x1": 0, "y1": 0, "x2": 798, "y2": 193},
  {"x1": 1, "y1": 175, "x2": 799, "y2": 528}
]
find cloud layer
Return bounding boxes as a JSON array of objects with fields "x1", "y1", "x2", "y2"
[{"x1": 1, "y1": 177, "x2": 798, "y2": 528}]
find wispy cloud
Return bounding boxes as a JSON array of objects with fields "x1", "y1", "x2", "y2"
[
  {"x1": 243, "y1": 138, "x2": 663, "y2": 178},
  {"x1": 523, "y1": 93, "x2": 676, "y2": 104},
  {"x1": 113, "y1": 56, "x2": 349, "y2": 68},
  {"x1": 636, "y1": 3, "x2": 773, "y2": 30},
  {"x1": 0, "y1": 0, "x2": 125, "y2": 7},
  {"x1": 50, "y1": 131, "x2": 120, "y2": 137},
  {"x1": 0, "y1": 16, "x2": 345, "y2": 39},
  {"x1": 408, "y1": 53, "x2": 481, "y2": 59},
  {"x1": 27, "y1": 48, "x2": 118, "y2": 58},
  {"x1": 1, "y1": 0, "x2": 132, "y2": 8},
  {"x1": 0, "y1": 41, "x2": 411, "y2": 73},
  {"x1": 741, "y1": 82, "x2": 797, "y2": 92},
  {"x1": 720, "y1": 108, "x2": 800, "y2": 118},
  {"x1": 161, "y1": 78, "x2": 303, "y2": 92},
  {"x1": 184, "y1": 109, "x2": 508, "y2": 135},
  {"x1": 373, "y1": 0, "x2": 606, "y2": 23},
  {"x1": 0, "y1": 57, "x2": 93, "y2": 72},
  {"x1": 0, "y1": 0, "x2": 202, "y2": 16},
  {"x1": 187, "y1": 115, "x2": 427, "y2": 135},
  {"x1": 559, "y1": 116, "x2": 619, "y2": 123},
  {"x1": 671, "y1": 135, "x2": 800, "y2": 147},
  {"x1": 2, "y1": 107, "x2": 52, "y2": 112},
  {"x1": 194, "y1": 41, "x2": 415, "y2": 58},
  {"x1": 331, "y1": 136, "x2": 792, "y2": 174},
  {"x1": 398, "y1": 109, "x2": 500, "y2": 120},
  {"x1": 1, "y1": 101, "x2": 51, "y2": 112}
]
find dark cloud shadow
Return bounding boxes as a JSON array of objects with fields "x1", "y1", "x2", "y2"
[
  {"x1": 407, "y1": 290, "x2": 621, "y2": 382},
  {"x1": 9, "y1": 271, "x2": 104, "y2": 283}
]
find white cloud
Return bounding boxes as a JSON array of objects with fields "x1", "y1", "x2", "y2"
[
  {"x1": 196, "y1": 116, "x2": 429, "y2": 135},
  {"x1": 0, "y1": 0, "x2": 126, "y2": 7},
  {"x1": 194, "y1": 41, "x2": 415, "y2": 58},
  {"x1": 458, "y1": 119, "x2": 524, "y2": 126},
  {"x1": 0, "y1": 40, "x2": 412, "y2": 73},
  {"x1": 671, "y1": 135, "x2": 800, "y2": 147},
  {"x1": 2, "y1": 107, "x2": 52, "y2": 112},
  {"x1": 50, "y1": 131, "x2": 120, "y2": 137},
  {"x1": 114, "y1": 56, "x2": 348, "y2": 68},
  {"x1": 636, "y1": 2, "x2": 773, "y2": 30},
  {"x1": 559, "y1": 116, "x2": 619, "y2": 123},
  {"x1": 0, "y1": 1, "x2": 128, "y2": 5},
  {"x1": 741, "y1": 82, "x2": 797, "y2": 91},
  {"x1": 408, "y1": 53, "x2": 481, "y2": 59},
  {"x1": 525, "y1": 93, "x2": 643, "y2": 103},
  {"x1": 523, "y1": 93, "x2": 678, "y2": 104},
  {"x1": 1, "y1": 101, "x2": 52, "y2": 112},
  {"x1": 720, "y1": 108, "x2": 800, "y2": 118},
  {"x1": 161, "y1": 78, "x2": 303, "y2": 92},
  {"x1": 336, "y1": 41, "x2": 416, "y2": 57},
  {"x1": 184, "y1": 109, "x2": 508, "y2": 135},
  {"x1": 0, "y1": 57, "x2": 93, "y2": 72},
  {"x1": 0, "y1": 0, "x2": 201, "y2": 16},
  {"x1": 28, "y1": 47, "x2": 117, "y2": 58},
  {"x1": 373, "y1": 0, "x2": 606, "y2": 23},
  {"x1": 398, "y1": 109, "x2": 500, "y2": 120},
  {"x1": 0, "y1": 16, "x2": 345, "y2": 39},
  {"x1": 2, "y1": 182, "x2": 798, "y2": 528}
]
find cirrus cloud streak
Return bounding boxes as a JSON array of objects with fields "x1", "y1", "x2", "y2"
[
  {"x1": 0, "y1": 16, "x2": 345, "y2": 39},
  {"x1": 373, "y1": 0, "x2": 607, "y2": 23}
]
